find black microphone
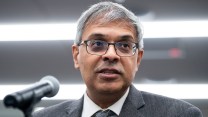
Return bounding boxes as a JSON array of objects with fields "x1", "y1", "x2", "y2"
[{"x1": 3, "y1": 76, "x2": 60, "y2": 109}]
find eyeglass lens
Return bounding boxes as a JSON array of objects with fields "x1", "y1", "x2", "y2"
[{"x1": 85, "y1": 40, "x2": 137, "y2": 56}]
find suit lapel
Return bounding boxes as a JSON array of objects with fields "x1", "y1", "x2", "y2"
[
  {"x1": 119, "y1": 85, "x2": 145, "y2": 117},
  {"x1": 64, "y1": 85, "x2": 145, "y2": 117},
  {"x1": 65, "y1": 96, "x2": 84, "y2": 117}
]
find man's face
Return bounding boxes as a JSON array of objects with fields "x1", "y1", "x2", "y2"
[{"x1": 72, "y1": 22, "x2": 143, "y2": 96}]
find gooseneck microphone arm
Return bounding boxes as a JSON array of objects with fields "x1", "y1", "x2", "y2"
[{"x1": 3, "y1": 76, "x2": 60, "y2": 117}]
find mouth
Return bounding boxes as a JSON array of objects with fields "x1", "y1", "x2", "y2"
[{"x1": 96, "y1": 68, "x2": 122, "y2": 79}]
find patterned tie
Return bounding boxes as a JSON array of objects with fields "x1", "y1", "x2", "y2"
[{"x1": 92, "y1": 109, "x2": 118, "y2": 117}]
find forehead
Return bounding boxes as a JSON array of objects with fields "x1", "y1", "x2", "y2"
[{"x1": 82, "y1": 21, "x2": 137, "y2": 41}]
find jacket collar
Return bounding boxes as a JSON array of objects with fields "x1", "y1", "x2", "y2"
[
  {"x1": 65, "y1": 85, "x2": 145, "y2": 117},
  {"x1": 119, "y1": 85, "x2": 145, "y2": 117},
  {"x1": 65, "y1": 96, "x2": 84, "y2": 117}
]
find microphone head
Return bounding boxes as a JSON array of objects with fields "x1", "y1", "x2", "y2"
[{"x1": 40, "y1": 76, "x2": 60, "y2": 97}]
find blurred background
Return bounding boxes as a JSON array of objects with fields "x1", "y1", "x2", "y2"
[{"x1": 0, "y1": 0, "x2": 207, "y2": 116}]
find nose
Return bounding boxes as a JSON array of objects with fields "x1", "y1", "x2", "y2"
[{"x1": 102, "y1": 45, "x2": 120, "y2": 62}]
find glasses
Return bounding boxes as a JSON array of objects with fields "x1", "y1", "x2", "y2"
[{"x1": 78, "y1": 40, "x2": 139, "y2": 57}]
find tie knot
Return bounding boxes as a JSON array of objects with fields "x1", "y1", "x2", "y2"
[{"x1": 92, "y1": 109, "x2": 117, "y2": 117}]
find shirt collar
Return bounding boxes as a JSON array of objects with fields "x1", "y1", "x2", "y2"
[{"x1": 82, "y1": 87, "x2": 129, "y2": 117}]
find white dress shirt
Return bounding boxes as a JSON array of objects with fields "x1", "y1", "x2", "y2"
[{"x1": 81, "y1": 88, "x2": 129, "y2": 117}]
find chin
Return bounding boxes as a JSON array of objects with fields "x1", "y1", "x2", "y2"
[{"x1": 98, "y1": 84, "x2": 125, "y2": 93}]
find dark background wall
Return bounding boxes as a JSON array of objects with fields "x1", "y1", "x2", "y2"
[{"x1": 0, "y1": 0, "x2": 207, "y2": 116}]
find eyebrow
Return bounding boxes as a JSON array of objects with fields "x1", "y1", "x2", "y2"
[
  {"x1": 119, "y1": 35, "x2": 135, "y2": 42},
  {"x1": 87, "y1": 33, "x2": 135, "y2": 42},
  {"x1": 87, "y1": 33, "x2": 105, "y2": 40}
]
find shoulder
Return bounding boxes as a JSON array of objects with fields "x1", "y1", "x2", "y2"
[
  {"x1": 32, "y1": 100, "x2": 76, "y2": 117},
  {"x1": 141, "y1": 91, "x2": 194, "y2": 108},
  {"x1": 140, "y1": 91, "x2": 203, "y2": 116},
  {"x1": 128, "y1": 85, "x2": 202, "y2": 116}
]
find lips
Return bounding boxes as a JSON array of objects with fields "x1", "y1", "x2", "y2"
[
  {"x1": 98, "y1": 68, "x2": 121, "y2": 74},
  {"x1": 96, "y1": 68, "x2": 121, "y2": 79}
]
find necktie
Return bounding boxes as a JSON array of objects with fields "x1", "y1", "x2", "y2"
[{"x1": 92, "y1": 109, "x2": 118, "y2": 117}]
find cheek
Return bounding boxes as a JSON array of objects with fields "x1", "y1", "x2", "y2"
[
  {"x1": 122, "y1": 58, "x2": 138, "y2": 77},
  {"x1": 78, "y1": 54, "x2": 90, "y2": 72},
  {"x1": 78, "y1": 55, "x2": 93, "y2": 84},
  {"x1": 78, "y1": 50, "x2": 99, "y2": 79}
]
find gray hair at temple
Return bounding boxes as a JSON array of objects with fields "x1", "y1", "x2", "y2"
[{"x1": 75, "y1": 1, "x2": 144, "y2": 50}]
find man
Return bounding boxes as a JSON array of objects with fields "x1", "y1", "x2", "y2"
[{"x1": 33, "y1": 1, "x2": 203, "y2": 117}]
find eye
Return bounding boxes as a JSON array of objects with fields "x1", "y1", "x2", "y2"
[
  {"x1": 91, "y1": 40, "x2": 104, "y2": 47},
  {"x1": 116, "y1": 41, "x2": 132, "y2": 53},
  {"x1": 87, "y1": 40, "x2": 107, "y2": 52},
  {"x1": 117, "y1": 42, "x2": 131, "y2": 49}
]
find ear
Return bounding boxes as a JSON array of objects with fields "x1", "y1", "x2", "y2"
[
  {"x1": 72, "y1": 44, "x2": 80, "y2": 69},
  {"x1": 137, "y1": 49, "x2": 144, "y2": 67}
]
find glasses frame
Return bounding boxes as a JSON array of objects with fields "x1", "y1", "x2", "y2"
[{"x1": 78, "y1": 40, "x2": 139, "y2": 57}]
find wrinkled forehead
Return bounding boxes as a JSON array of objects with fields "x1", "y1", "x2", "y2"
[{"x1": 83, "y1": 16, "x2": 137, "y2": 38}]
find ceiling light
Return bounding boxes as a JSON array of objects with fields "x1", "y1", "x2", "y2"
[
  {"x1": 0, "y1": 84, "x2": 207, "y2": 100},
  {"x1": 143, "y1": 20, "x2": 208, "y2": 38},
  {"x1": 0, "y1": 20, "x2": 208, "y2": 41},
  {"x1": 0, "y1": 23, "x2": 77, "y2": 41}
]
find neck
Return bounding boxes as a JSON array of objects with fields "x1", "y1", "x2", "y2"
[{"x1": 87, "y1": 88, "x2": 128, "y2": 109}]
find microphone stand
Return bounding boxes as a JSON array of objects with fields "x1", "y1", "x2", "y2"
[{"x1": 21, "y1": 91, "x2": 39, "y2": 117}]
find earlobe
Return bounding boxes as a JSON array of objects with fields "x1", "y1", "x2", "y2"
[{"x1": 72, "y1": 45, "x2": 80, "y2": 69}]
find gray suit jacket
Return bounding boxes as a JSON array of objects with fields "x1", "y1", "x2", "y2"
[{"x1": 33, "y1": 85, "x2": 203, "y2": 117}]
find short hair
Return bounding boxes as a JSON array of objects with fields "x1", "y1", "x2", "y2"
[{"x1": 75, "y1": 1, "x2": 144, "y2": 50}]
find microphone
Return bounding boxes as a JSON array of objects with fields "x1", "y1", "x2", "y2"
[{"x1": 3, "y1": 76, "x2": 60, "y2": 109}]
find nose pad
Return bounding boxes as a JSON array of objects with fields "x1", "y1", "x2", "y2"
[{"x1": 102, "y1": 45, "x2": 120, "y2": 62}]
